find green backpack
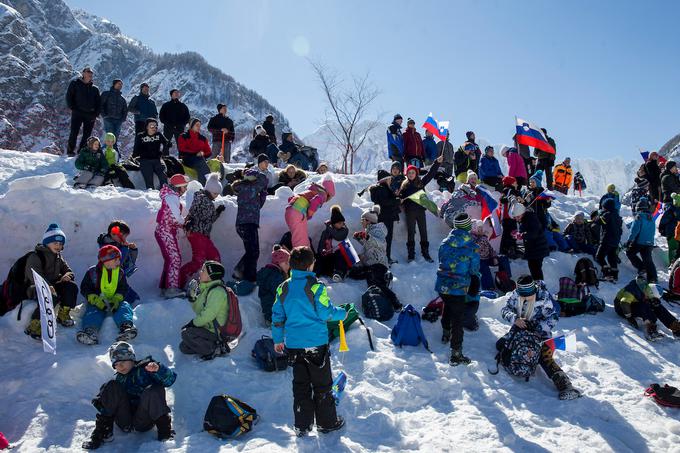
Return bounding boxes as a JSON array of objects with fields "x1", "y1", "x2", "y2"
[{"x1": 327, "y1": 303, "x2": 374, "y2": 351}]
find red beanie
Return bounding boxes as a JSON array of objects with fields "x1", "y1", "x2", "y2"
[
  {"x1": 406, "y1": 165, "x2": 419, "y2": 176},
  {"x1": 98, "y1": 245, "x2": 121, "y2": 263},
  {"x1": 502, "y1": 176, "x2": 517, "y2": 187}
]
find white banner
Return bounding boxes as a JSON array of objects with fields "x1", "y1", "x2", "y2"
[{"x1": 31, "y1": 269, "x2": 57, "y2": 354}]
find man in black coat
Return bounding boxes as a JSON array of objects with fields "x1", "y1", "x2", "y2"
[
  {"x1": 207, "y1": 104, "x2": 235, "y2": 163},
  {"x1": 660, "y1": 160, "x2": 680, "y2": 204},
  {"x1": 535, "y1": 128, "x2": 557, "y2": 190},
  {"x1": 159, "y1": 89, "x2": 190, "y2": 156},
  {"x1": 370, "y1": 163, "x2": 403, "y2": 263},
  {"x1": 66, "y1": 67, "x2": 101, "y2": 156},
  {"x1": 100, "y1": 79, "x2": 128, "y2": 150},
  {"x1": 263, "y1": 114, "x2": 277, "y2": 145},
  {"x1": 513, "y1": 203, "x2": 549, "y2": 281}
]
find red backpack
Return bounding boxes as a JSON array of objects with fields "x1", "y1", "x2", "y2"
[{"x1": 209, "y1": 284, "x2": 242, "y2": 342}]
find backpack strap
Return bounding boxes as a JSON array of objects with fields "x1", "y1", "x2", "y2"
[{"x1": 206, "y1": 282, "x2": 231, "y2": 349}]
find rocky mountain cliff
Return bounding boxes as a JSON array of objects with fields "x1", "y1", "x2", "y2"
[{"x1": 0, "y1": 0, "x2": 289, "y2": 153}]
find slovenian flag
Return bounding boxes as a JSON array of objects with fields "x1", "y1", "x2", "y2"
[
  {"x1": 543, "y1": 331, "x2": 577, "y2": 352},
  {"x1": 515, "y1": 118, "x2": 555, "y2": 155},
  {"x1": 337, "y1": 240, "x2": 360, "y2": 268},
  {"x1": 422, "y1": 113, "x2": 450, "y2": 141}
]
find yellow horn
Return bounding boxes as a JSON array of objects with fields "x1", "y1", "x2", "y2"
[{"x1": 338, "y1": 320, "x2": 349, "y2": 352}]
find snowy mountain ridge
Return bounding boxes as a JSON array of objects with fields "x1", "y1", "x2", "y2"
[{"x1": 0, "y1": 0, "x2": 290, "y2": 153}]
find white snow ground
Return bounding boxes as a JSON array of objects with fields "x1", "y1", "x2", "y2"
[{"x1": 0, "y1": 149, "x2": 679, "y2": 452}]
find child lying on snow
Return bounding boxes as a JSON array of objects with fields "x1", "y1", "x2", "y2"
[
  {"x1": 76, "y1": 245, "x2": 137, "y2": 345},
  {"x1": 82, "y1": 342, "x2": 176, "y2": 449}
]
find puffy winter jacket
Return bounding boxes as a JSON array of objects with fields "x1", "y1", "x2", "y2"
[
  {"x1": 505, "y1": 147, "x2": 528, "y2": 179},
  {"x1": 185, "y1": 190, "x2": 221, "y2": 236},
  {"x1": 233, "y1": 169, "x2": 268, "y2": 225},
  {"x1": 115, "y1": 358, "x2": 176, "y2": 401},
  {"x1": 133, "y1": 131, "x2": 168, "y2": 160},
  {"x1": 614, "y1": 279, "x2": 655, "y2": 317},
  {"x1": 599, "y1": 198, "x2": 623, "y2": 247},
  {"x1": 399, "y1": 160, "x2": 440, "y2": 210},
  {"x1": 472, "y1": 232, "x2": 495, "y2": 260},
  {"x1": 278, "y1": 169, "x2": 307, "y2": 188},
  {"x1": 128, "y1": 91, "x2": 158, "y2": 122},
  {"x1": 256, "y1": 264, "x2": 287, "y2": 322},
  {"x1": 403, "y1": 128, "x2": 424, "y2": 161},
  {"x1": 661, "y1": 171, "x2": 680, "y2": 203},
  {"x1": 263, "y1": 120, "x2": 277, "y2": 144},
  {"x1": 75, "y1": 147, "x2": 109, "y2": 175},
  {"x1": 564, "y1": 222, "x2": 592, "y2": 245},
  {"x1": 357, "y1": 223, "x2": 389, "y2": 268},
  {"x1": 100, "y1": 87, "x2": 128, "y2": 120},
  {"x1": 177, "y1": 130, "x2": 211, "y2": 159},
  {"x1": 249, "y1": 135, "x2": 270, "y2": 158},
  {"x1": 271, "y1": 270, "x2": 346, "y2": 348},
  {"x1": 435, "y1": 228, "x2": 480, "y2": 296},
  {"x1": 288, "y1": 184, "x2": 329, "y2": 220},
  {"x1": 159, "y1": 99, "x2": 190, "y2": 127},
  {"x1": 552, "y1": 164, "x2": 573, "y2": 189},
  {"x1": 520, "y1": 211, "x2": 550, "y2": 260},
  {"x1": 24, "y1": 244, "x2": 73, "y2": 298},
  {"x1": 386, "y1": 122, "x2": 404, "y2": 159},
  {"x1": 627, "y1": 212, "x2": 655, "y2": 246},
  {"x1": 437, "y1": 140, "x2": 455, "y2": 175},
  {"x1": 423, "y1": 136, "x2": 438, "y2": 162},
  {"x1": 599, "y1": 192, "x2": 621, "y2": 212},
  {"x1": 501, "y1": 283, "x2": 558, "y2": 339},
  {"x1": 207, "y1": 114, "x2": 235, "y2": 143},
  {"x1": 156, "y1": 185, "x2": 184, "y2": 231},
  {"x1": 190, "y1": 280, "x2": 229, "y2": 334},
  {"x1": 66, "y1": 78, "x2": 101, "y2": 119},
  {"x1": 370, "y1": 182, "x2": 400, "y2": 223},
  {"x1": 80, "y1": 264, "x2": 129, "y2": 308},
  {"x1": 479, "y1": 155, "x2": 503, "y2": 180},
  {"x1": 317, "y1": 221, "x2": 349, "y2": 255}
]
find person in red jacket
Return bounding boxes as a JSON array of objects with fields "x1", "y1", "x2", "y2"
[
  {"x1": 402, "y1": 118, "x2": 425, "y2": 168},
  {"x1": 178, "y1": 118, "x2": 212, "y2": 185}
]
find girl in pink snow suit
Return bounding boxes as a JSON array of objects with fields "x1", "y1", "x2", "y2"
[
  {"x1": 285, "y1": 178, "x2": 335, "y2": 248},
  {"x1": 156, "y1": 174, "x2": 190, "y2": 299},
  {"x1": 502, "y1": 146, "x2": 528, "y2": 189}
]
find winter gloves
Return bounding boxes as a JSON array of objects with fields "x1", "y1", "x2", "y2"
[{"x1": 87, "y1": 293, "x2": 124, "y2": 311}]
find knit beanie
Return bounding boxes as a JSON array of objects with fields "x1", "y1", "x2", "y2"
[
  {"x1": 204, "y1": 172, "x2": 223, "y2": 195},
  {"x1": 391, "y1": 161, "x2": 403, "y2": 173},
  {"x1": 330, "y1": 205, "x2": 345, "y2": 224},
  {"x1": 271, "y1": 245, "x2": 290, "y2": 268},
  {"x1": 86, "y1": 136, "x2": 100, "y2": 149},
  {"x1": 635, "y1": 177, "x2": 650, "y2": 189},
  {"x1": 666, "y1": 161, "x2": 677, "y2": 172},
  {"x1": 636, "y1": 197, "x2": 650, "y2": 212},
  {"x1": 406, "y1": 165, "x2": 419, "y2": 176},
  {"x1": 203, "y1": 260, "x2": 225, "y2": 281},
  {"x1": 104, "y1": 132, "x2": 116, "y2": 145},
  {"x1": 530, "y1": 170, "x2": 544, "y2": 187},
  {"x1": 516, "y1": 275, "x2": 537, "y2": 296},
  {"x1": 42, "y1": 223, "x2": 66, "y2": 246},
  {"x1": 257, "y1": 153, "x2": 270, "y2": 164},
  {"x1": 393, "y1": 113, "x2": 403, "y2": 121},
  {"x1": 361, "y1": 205, "x2": 381, "y2": 224},
  {"x1": 467, "y1": 170, "x2": 478, "y2": 182},
  {"x1": 98, "y1": 245, "x2": 121, "y2": 263},
  {"x1": 255, "y1": 125, "x2": 267, "y2": 136},
  {"x1": 189, "y1": 118, "x2": 201, "y2": 130},
  {"x1": 502, "y1": 176, "x2": 517, "y2": 187},
  {"x1": 109, "y1": 341, "x2": 136, "y2": 367},
  {"x1": 453, "y1": 213, "x2": 472, "y2": 231}
]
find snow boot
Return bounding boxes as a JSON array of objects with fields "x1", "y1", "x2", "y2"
[
  {"x1": 294, "y1": 425, "x2": 313, "y2": 438},
  {"x1": 82, "y1": 414, "x2": 114, "y2": 450},
  {"x1": 645, "y1": 323, "x2": 664, "y2": 342},
  {"x1": 552, "y1": 371, "x2": 582, "y2": 400},
  {"x1": 56, "y1": 306, "x2": 75, "y2": 328},
  {"x1": 24, "y1": 319, "x2": 42, "y2": 340},
  {"x1": 318, "y1": 416, "x2": 345, "y2": 434},
  {"x1": 421, "y1": 242, "x2": 433, "y2": 263},
  {"x1": 116, "y1": 322, "x2": 138, "y2": 342},
  {"x1": 156, "y1": 414, "x2": 175, "y2": 441},
  {"x1": 77, "y1": 328, "x2": 99, "y2": 345},
  {"x1": 441, "y1": 328, "x2": 451, "y2": 344},
  {"x1": 449, "y1": 349, "x2": 471, "y2": 366},
  {"x1": 407, "y1": 241, "x2": 416, "y2": 262}
]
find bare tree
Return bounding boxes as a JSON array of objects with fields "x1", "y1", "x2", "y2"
[{"x1": 309, "y1": 60, "x2": 381, "y2": 174}]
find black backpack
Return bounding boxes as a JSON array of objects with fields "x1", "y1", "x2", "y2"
[
  {"x1": 162, "y1": 155, "x2": 185, "y2": 178},
  {"x1": 361, "y1": 285, "x2": 395, "y2": 321},
  {"x1": 203, "y1": 395, "x2": 259, "y2": 438},
  {"x1": 574, "y1": 258, "x2": 599, "y2": 287},
  {"x1": 251, "y1": 336, "x2": 288, "y2": 372},
  {"x1": 0, "y1": 251, "x2": 45, "y2": 319},
  {"x1": 645, "y1": 384, "x2": 680, "y2": 408}
]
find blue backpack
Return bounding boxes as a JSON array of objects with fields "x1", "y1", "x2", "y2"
[
  {"x1": 390, "y1": 304, "x2": 431, "y2": 351},
  {"x1": 251, "y1": 336, "x2": 288, "y2": 372}
]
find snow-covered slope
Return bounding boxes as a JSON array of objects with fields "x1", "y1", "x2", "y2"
[
  {"x1": 0, "y1": 150, "x2": 679, "y2": 452},
  {"x1": 0, "y1": 0, "x2": 289, "y2": 154}
]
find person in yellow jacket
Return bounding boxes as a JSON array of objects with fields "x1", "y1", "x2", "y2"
[{"x1": 552, "y1": 158, "x2": 573, "y2": 194}]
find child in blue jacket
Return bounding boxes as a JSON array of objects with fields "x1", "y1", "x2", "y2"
[
  {"x1": 625, "y1": 197, "x2": 657, "y2": 282},
  {"x1": 82, "y1": 342, "x2": 177, "y2": 449},
  {"x1": 271, "y1": 246, "x2": 346, "y2": 437}
]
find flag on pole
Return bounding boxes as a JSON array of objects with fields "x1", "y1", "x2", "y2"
[
  {"x1": 543, "y1": 331, "x2": 577, "y2": 352},
  {"x1": 422, "y1": 113, "x2": 450, "y2": 141},
  {"x1": 640, "y1": 151, "x2": 650, "y2": 161},
  {"x1": 407, "y1": 189, "x2": 439, "y2": 216},
  {"x1": 337, "y1": 240, "x2": 360, "y2": 268},
  {"x1": 515, "y1": 118, "x2": 555, "y2": 154},
  {"x1": 31, "y1": 269, "x2": 57, "y2": 354},
  {"x1": 536, "y1": 190, "x2": 557, "y2": 201},
  {"x1": 476, "y1": 185, "x2": 502, "y2": 237},
  {"x1": 652, "y1": 201, "x2": 663, "y2": 222}
]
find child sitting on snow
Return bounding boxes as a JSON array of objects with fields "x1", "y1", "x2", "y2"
[
  {"x1": 180, "y1": 261, "x2": 233, "y2": 360},
  {"x1": 76, "y1": 245, "x2": 137, "y2": 345},
  {"x1": 102, "y1": 133, "x2": 135, "y2": 189},
  {"x1": 97, "y1": 220, "x2": 140, "y2": 303},
  {"x1": 82, "y1": 342, "x2": 176, "y2": 449},
  {"x1": 348, "y1": 206, "x2": 403, "y2": 311},
  {"x1": 256, "y1": 245, "x2": 291, "y2": 326},
  {"x1": 564, "y1": 212, "x2": 595, "y2": 255},
  {"x1": 314, "y1": 205, "x2": 350, "y2": 281},
  {"x1": 75, "y1": 136, "x2": 109, "y2": 189},
  {"x1": 271, "y1": 246, "x2": 347, "y2": 437}
]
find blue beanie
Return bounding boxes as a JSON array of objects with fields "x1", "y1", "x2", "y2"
[
  {"x1": 42, "y1": 223, "x2": 66, "y2": 246},
  {"x1": 530, "y1": 170, "x2": 544, "y2": 188}
]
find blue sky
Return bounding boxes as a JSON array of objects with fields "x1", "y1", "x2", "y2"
[{"x1": 66, "y1": 0, "x2": 680, "y2": 159}]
